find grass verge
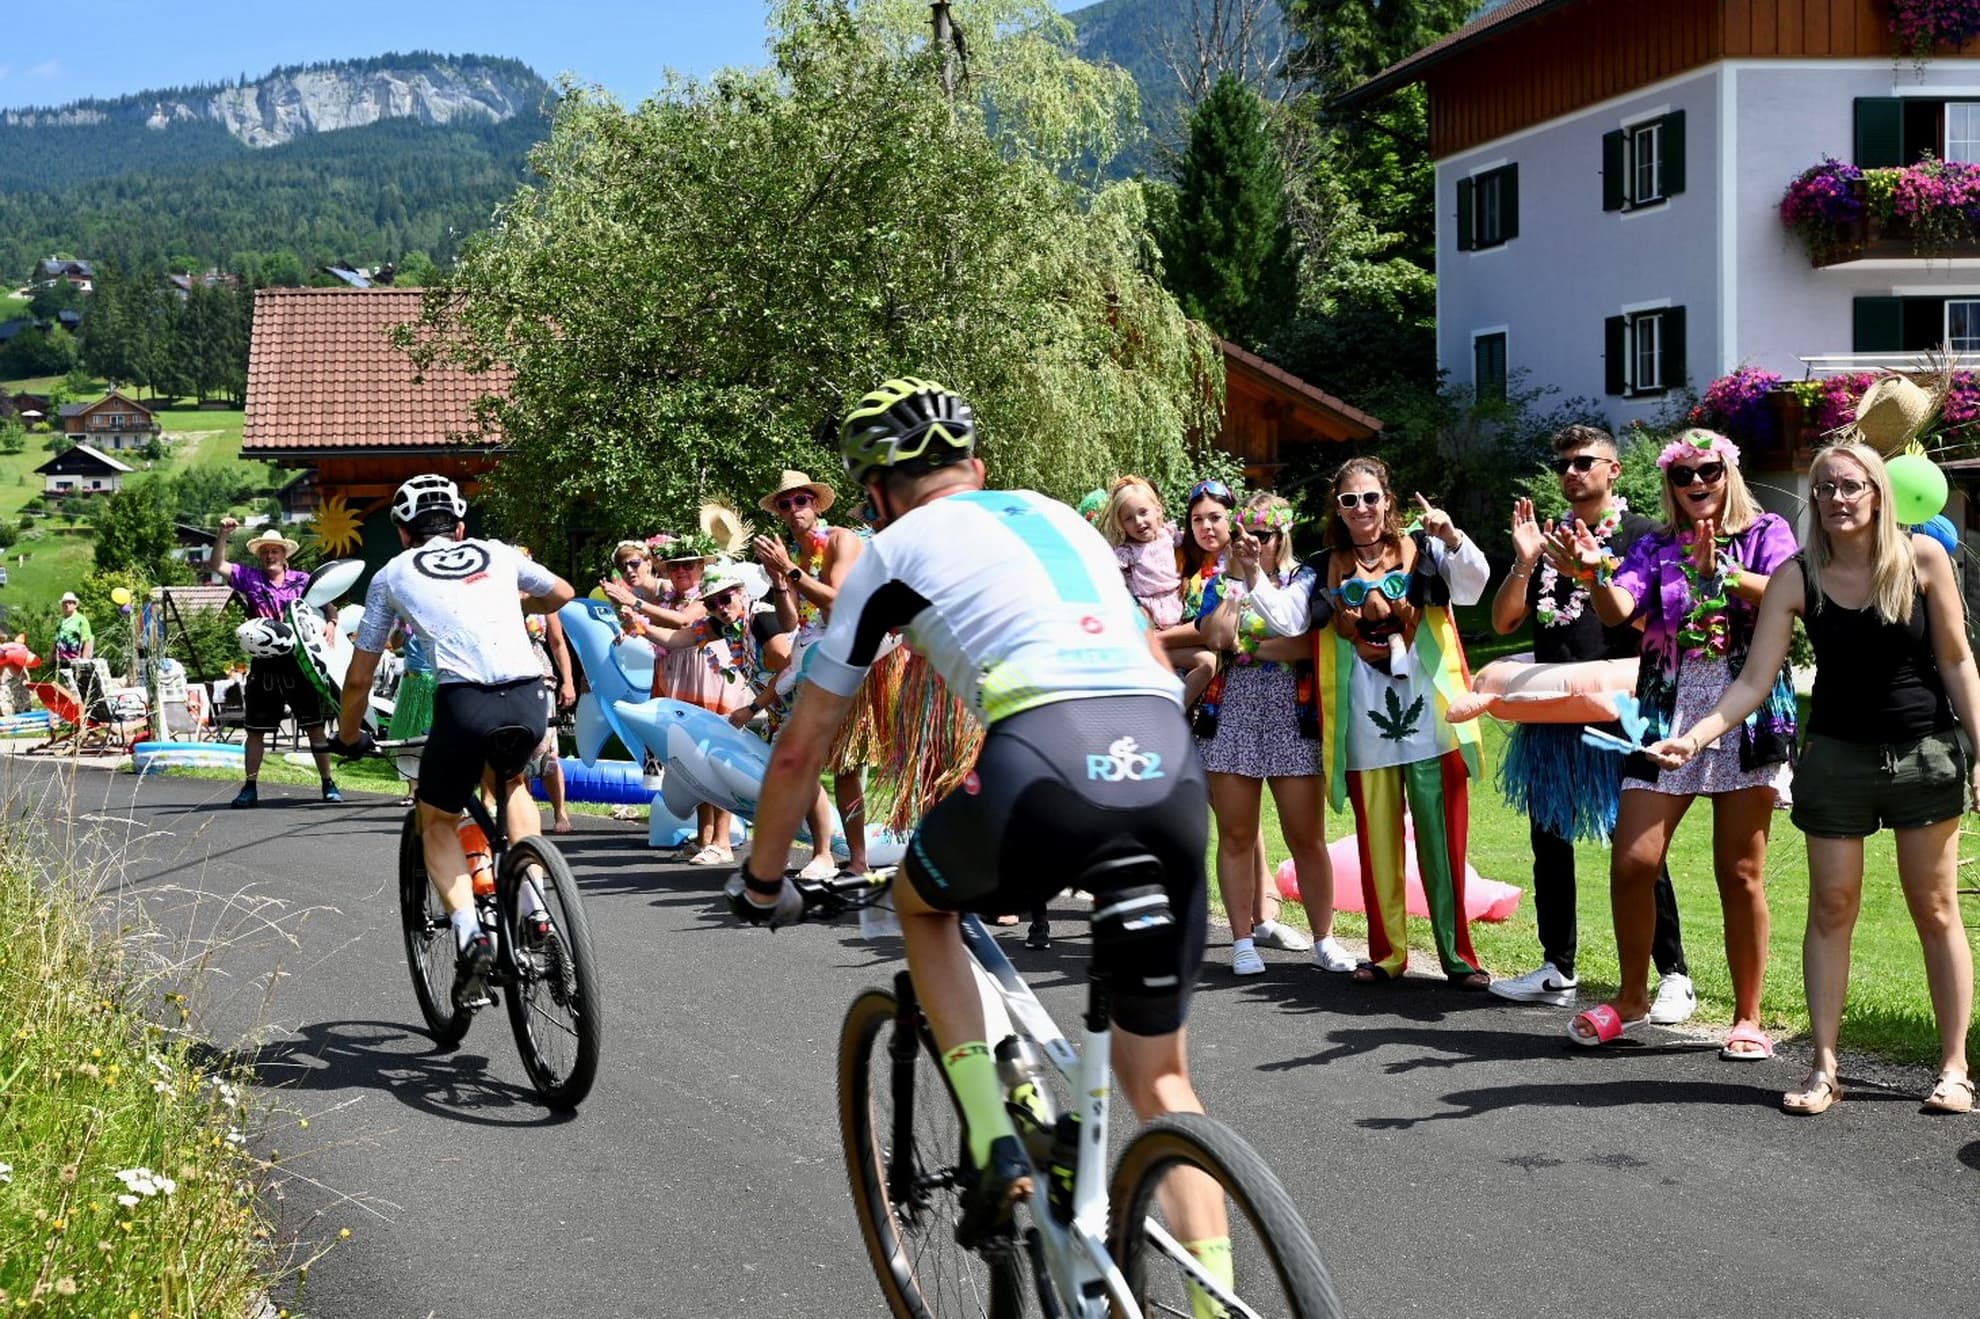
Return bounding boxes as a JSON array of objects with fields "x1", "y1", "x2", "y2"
[{"x1": 0, "y1": 812, "x2": 278, "y2": 1313}]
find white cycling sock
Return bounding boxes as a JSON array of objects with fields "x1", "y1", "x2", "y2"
[
  {"x1": 450, "y1": 907, "x2": 482, "y2": 951},
  {"x1": 1232, "y1": 937, "x2": 1255, "y2": 956}
]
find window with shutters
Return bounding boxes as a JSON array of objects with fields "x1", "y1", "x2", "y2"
[
  {"x1": 1604, "y1": 306, "x2": 1686, "y2": 398},
  {"x1": 1456, "y1": 164, "x2": 1517, "y2": 251},
  {"x1": 1472, "y1": 331, "x2": 1507, "y2": 403},
  {"x1": 1948, "y1": 104, "x2": 1980, "y2": 165},
  {"x1": 1630, "y1": 122, "x2": 1662, "y2": 204},
  {"x1": 1852, "y1": 294, "x2": 1980, "y2": 352},
  {"x1": 1603, "y1": 111, "x2": 1684, "y2": 212},
  {"x1": 1947, "y1": 300, "x2": 1980, "y2": 350}
]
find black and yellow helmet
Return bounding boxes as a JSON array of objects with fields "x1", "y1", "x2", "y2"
[{"x1": 839, "y1": 377, "x2": 976, "y2": 485}]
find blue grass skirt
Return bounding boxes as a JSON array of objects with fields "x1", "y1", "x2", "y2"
[{"x1": 1495, "y1": 721, "x2": 1622, "y2": 843}]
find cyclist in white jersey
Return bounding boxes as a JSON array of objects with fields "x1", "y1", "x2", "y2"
[
  {"x1": 728, "y1": 379, "x2": 1229, "y2": 1268},
  {"x1": 335, "y1": 475, "x2": 576, "y2": 1007}
]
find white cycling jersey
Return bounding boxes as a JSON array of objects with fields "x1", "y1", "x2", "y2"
[
  {"x1": 355, "y1": 537, "x2": 558, "y2": 687},
  {"x1": 806, "y1": 489, "x2": 1183, "y2": 723}
]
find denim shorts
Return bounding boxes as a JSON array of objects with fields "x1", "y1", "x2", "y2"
[{"x1": 1790, "y1": 729, "x2": 1971, "y2": 838}]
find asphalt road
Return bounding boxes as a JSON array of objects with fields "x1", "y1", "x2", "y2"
[{"x1": 19, "y1": 760, "x2": 1980, "y2": 1319}]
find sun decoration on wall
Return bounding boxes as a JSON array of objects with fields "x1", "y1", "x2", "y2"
[{"x1": 309, "y1": 496, "x2": 364, "y2": 557}]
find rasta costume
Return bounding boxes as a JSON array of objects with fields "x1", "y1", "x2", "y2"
[{"x1": 1250, "y1": 530, "x2": 1490, "y2": 979}]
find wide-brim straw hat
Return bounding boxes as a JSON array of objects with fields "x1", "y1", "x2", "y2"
[
  {"x1": 245, "y1": 529, "x2": 300, "y2": 555},
  {"x1": 759, "y1": 469, "x2": 836, "y2": 516},
  {"x1": 1850, "y1": 366, "x2": 1949, "y2": 456}
]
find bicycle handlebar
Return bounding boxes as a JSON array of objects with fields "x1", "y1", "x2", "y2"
[{"x1": 794, "y1": 867, "x2": 896, "y2": 922}]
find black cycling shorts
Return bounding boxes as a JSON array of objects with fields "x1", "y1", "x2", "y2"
[
  {"x1": 418, "y1": 677, "x2": 551, "y2": 814},
  {"x1": 245, "y1": 654, "x2": 330, "y2": 733},
  {"x1": 903, "y1": 694, "x2": 1208, "y2": 1037}
]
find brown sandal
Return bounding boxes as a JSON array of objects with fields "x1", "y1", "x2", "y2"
[
  {"x1": 1923, "y1": 1072, "x2": 1974, "y2": 1114},
  {"x1": 1349, "y1": 962, "x2": 1394, "y2": 984},
  {"x1": 1782, "y1": 1072, "x2": 1842, "y2": 1116}
]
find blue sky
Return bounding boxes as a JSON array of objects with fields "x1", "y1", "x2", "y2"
[{"x1": 0, "y1": 1, "x2": 1094, "y2": 111}]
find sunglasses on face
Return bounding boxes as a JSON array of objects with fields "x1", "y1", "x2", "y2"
[
  {"x1": 616, "y1": 557, "x2": 644, "y2": 573},
  {"x1": 1331, "y1": 571, "x2": 1410, "y2": 607},
  {"x1": 774, "y1": 492, "x2": 816, "y2": 513},
  {"x1": 1551, "y1": 454, "x2": 1608, "y2": 475},
  {"x1": 1188, "y1": 480, "x2": 1233, "y2": 504},
  {"x1": 1812, "y1": 478, "x2": 1871, "y2": 502},
  {"x1": 1336, "y1": 490, "x2": 1385, "y2": 510},
  {"x1": 1667, "y1": 462, "x2": 1726, "y2": 488}
]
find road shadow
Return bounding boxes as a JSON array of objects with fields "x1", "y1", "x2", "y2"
[
  {"x1": 1355, "y1": 1077, "x2": 1774, "y2": 1130},
  {"x1": 199, "y1": 1019, "x2": 577, "y2": 1130},
  {"x1": 1960, "y1": 1140, "x2": 1980, "y2": 1175}
]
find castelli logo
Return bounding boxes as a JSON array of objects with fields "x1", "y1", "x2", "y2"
[
  {"x1": 1080, "y1": 616, "x2": 1104, "y2": 634},
  {"x1": 963, "y1": 772, "x2": 981, "y2": 796}
]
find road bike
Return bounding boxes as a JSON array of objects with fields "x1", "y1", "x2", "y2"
[
  {"x1": 382, "y1": 734, "x2": 602, "y2": 1111},
  {"x1": 800, "y1": 867, "x2": 1343, "y2": 1318}
]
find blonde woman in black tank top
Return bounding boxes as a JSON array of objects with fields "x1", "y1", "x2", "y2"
[{"x1": 1648, "y1": 442, "x2": 1980, "y2": 1116}]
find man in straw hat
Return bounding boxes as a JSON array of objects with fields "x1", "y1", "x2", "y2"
[
  {"x1": 211, "y1": 516, "x2": 341, "y2": 808},
  {"x1": 752, "y1": 468, "x2": 880, "y2": 876}
]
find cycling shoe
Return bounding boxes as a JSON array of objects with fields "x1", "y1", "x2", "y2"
[
  {"x1": 953, "y1": 1134, "x2": 1033, "y2": 1249},
  {"x1": 451, "y1": 931, "x2": 496, "y2": 1011}
]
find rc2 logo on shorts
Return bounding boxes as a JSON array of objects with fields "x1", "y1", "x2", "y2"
[
  {"x1": 414, "y1": 543, "x2": 492, "y2": 583},
  {"x1": 1086, "y1": 735, "x2": 1164, "y2": 783}
]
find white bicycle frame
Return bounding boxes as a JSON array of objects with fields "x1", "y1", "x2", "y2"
[{"x1": 956, "y1": 915, "x2": 1256, "y2": 1319}]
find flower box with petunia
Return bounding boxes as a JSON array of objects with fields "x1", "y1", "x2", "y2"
[
  {"x1": 1782, "y1": 156, "x2": 1980, "y2": 266},
  {"x1": 1890, "y1": 0, "x2": 1980, "y2": 58}
]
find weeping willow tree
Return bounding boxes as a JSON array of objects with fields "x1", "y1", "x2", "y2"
[{"x1": 407, "y1": 0, "x2": 1223, "y2": 568}]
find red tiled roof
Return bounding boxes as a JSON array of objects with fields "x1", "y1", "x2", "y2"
[
  {"x1": 1335, "y1": 0, "x2": 1580, "y2": 109},
  {"x1": 1220, "y1": 339, "x2": 1384, "y2": 436},
  {"x1": 242, "y1": 288, "x2": 512, "y2": 455}
]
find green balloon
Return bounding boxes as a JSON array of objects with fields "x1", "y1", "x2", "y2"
[{"x1": 1888, "y1": 454, "x2": 1949, "y2": 526}]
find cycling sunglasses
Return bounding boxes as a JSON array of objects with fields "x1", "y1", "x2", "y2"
[
  {"x1": 1188, "y1": 479, "x2": 1234, "y2": 504},
  {"x1": 1331, "y1": 571, "x2": 1410, "y2": 607},
  {"x1": 1551, "y1": 454, "x2": 1609, "y2": 475},
  {"x1": 1336, "y1": 490, "x2": 1385, "y2": 510},
  {"x1": 1667, "y1": 461, "x2": 1726, "y2": 488}
]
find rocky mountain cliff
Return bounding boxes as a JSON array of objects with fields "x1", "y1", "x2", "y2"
[{"x1": 1, "y1": 53, "x2": 546, "y2": 149}]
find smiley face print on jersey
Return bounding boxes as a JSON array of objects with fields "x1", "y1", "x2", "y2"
[{"x1": 414, "y1": 542, "x2": 492, "y2": 583}]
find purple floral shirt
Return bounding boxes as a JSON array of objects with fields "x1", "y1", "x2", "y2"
[
  {"x1": 1611, "y1": 512, "x2": 1797, "y2": 678},
  {"x1": 225, "y1": 562, "x2": 309, "y2": 621}
]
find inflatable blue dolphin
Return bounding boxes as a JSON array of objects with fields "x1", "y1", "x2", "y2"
[
  {"x1": 558, "y1": 599, "x2": 656, "y2": 766},
  {"x1": 613, "y1": 697, "x2": 771, "y2": 821}
]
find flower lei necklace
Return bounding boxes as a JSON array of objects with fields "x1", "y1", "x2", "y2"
[
  {"x1": 789, "y1": 526, "x2": 831, "y2": 626},
  {"x1": 1536, "y1": 499, "x2": 1626, "y2": 629},
  {"x1": 1677, "y1": 529, "x2": 1736, "y2": 660}
]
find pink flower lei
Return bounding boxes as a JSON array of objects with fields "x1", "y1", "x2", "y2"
[{"x1": 1657, "y1": 428, "x2": 1741, "y2": 470}]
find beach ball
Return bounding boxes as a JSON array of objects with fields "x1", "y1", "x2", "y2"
[
  {"x1": 1888, "y1": 454, "x2": 1949, "y2": 526},
  {"x1": 1914, "y1": 514, "x2": 1960, "y2": 554},
  {"x1": 110, "y1": 586, "x2": 132, "y2": 606}
]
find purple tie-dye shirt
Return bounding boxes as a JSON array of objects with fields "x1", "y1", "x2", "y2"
[{"x1": 224, "y1": 562, "x2": 309, "y2": 621}]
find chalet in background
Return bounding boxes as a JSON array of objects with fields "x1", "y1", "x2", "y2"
[
  {"x1": 36, "y1": 442, "x2": 133, "y2": 496},
  {"x1": 58, "y1": 390, "x2": 161, "y2": 452}
]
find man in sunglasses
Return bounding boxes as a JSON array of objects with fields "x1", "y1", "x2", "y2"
[{"x1": 1487, "y1": 425, "x2": 1694, "y2": 1022}]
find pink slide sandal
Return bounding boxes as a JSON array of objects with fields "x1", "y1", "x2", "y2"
[
  {"x1": 1567, "y1": 1003, "x2": 1647, "y2": 1047},
  {"x1": 1719, "y1": 1023, "x2": 1775, "y2": 1061}
]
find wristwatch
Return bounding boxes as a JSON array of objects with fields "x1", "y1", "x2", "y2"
[{"x1": 785, "y1": 565, "x2": 803, "y2": 585}]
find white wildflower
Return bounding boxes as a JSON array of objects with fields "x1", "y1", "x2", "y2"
[
  {"x1": 116, "y1": 1195, "x2": 139, "y2": 1208},
  {"x1": 113, "y1": 1167, "x2": 177, "y2": 1199}
]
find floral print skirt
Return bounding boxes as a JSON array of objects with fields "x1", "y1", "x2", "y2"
[
  {"x1": 1635, "y1": 660, "x2": 1788, "y2": 800},
  {"x1": 1196, "y1": 662, "x2": 1323, "y2": 780}
]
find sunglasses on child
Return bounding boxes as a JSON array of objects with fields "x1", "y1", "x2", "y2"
[
  {"x1": 774, "y1": 491, "x2": 817, "y2": 513},
  {"x1": 1667, "y1": 462, "x2": 1726, "y2": 488},
  {"x1": 1551, "y1": 454, "x2": 1611, "y2": 475},
  {"x1": 1335, "y1": 490, "x2": 1385, "y2": 510}
]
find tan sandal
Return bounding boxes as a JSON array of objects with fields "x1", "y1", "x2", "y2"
[
  {"x1": 1923, "y1": 1072, "x2": 1974, "y2": 1114},
  {"x1": 1782, "y1": 1072, "x2": 1842, "y2": 1116}
]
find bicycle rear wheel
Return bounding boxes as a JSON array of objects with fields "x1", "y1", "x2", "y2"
[
  {"x1": 398, "y1": 810, "x2": 469, "y2": 1047},
  {"x1": 838, "y1": 984, "x2": 1031, "y2": 1319},
  {"x1": 1108, "y1": 1112, "x2": 1343, "y2": 1319},
  {"x1": 500, "y1": 835, "x2": 602, "y2": 1110}
]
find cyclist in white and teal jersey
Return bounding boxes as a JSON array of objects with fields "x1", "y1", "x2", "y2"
[{"x1": 728, "y1": 379, "x2": 1232, "y2": 1286}]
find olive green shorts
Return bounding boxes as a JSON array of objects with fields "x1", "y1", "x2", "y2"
[{"x1": 1790, "y1": 729, "x2": 1971, "y2": 839}]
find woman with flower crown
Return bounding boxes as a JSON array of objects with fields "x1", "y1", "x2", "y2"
[{"x1": 1551, "y1": 427, "x2": 1798, "y2": 1057}]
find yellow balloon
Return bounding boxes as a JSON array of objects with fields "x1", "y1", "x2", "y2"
[{"x1": 110, "y1": 586, "x2": 133, "y2": 606}]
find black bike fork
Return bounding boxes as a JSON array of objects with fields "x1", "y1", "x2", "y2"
[{"x1": 887, "y1": 969, "x2": 921, "y2": 1207}]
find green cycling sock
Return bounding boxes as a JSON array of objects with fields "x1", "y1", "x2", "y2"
[
  {"x1": 1185, "y1": 1237, "x2": 1234, "y2": 1319},
  {"x1": 941, "y1": 1041, "x2": 1014, "y2": 1167}
]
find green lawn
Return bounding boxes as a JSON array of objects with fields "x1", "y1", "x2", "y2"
[{"x1": 1234, "y1": 716, "x2": 1980, "y2": 1066}]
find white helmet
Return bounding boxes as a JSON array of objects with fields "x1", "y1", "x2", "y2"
[
  {"x1": 237, "y1": 618, "x2": 296, "y2": 658},
  {"x1": 391, "y1": 474, "x2": 466, "y2": 525}
]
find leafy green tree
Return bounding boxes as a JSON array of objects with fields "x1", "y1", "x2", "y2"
[
  {"x1": 91, "y1": 477, "x2": 180, "y2": 579},
  {"x1": 0, "y1": 325, "x2": 76, "y2": 377},
  {"x1": 26, "y1": 280, "x2": 83, "y2": 320},
  {"x1": 1158, "y1": 73, "x2": 1294, "y2": 345},
  {"x1": 168, "y1": 464, "x2": 257, "y2": 523},
  {"x1": 392, "y1": 250, "x2": 441, "y2": 286},
  {"x1": 412, "y1": 0, "x2": 1221, "y2": 567}
]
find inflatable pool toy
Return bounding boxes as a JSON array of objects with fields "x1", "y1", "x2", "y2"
[
  {"x1": 1446, "y1": 655, "x2": 1637, "y2": 725},
  {"x1": 0, "y1": 642, "x2": 39, "y2": 670},
  {"x1": 305, "y1": 558, "x2": 365, "y2": 608},
  {"x1": 1912, "y1": 514, "x2": 1960, "y2": 555},
  {"x1": 613, "y1": 696, "x2": 772, "y2": 821},
  {"x1": 0, "y1": 710, "x2": 51, "y2": 731},
  {"x1": 560, "y1": 599, "x2": 657, "y2": 765},
  {"x1": 1277, "y1": 824, "x2": 1521, "y2": 924},
  {"x1": 131, "y1": 740, "x2": 246, "y2": 774},
  {"x1": 532, "y1": 758, "x2": 650, "y2": 807}
]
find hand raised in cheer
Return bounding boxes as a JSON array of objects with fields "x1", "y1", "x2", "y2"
[
  {"x1": 1510, "y1": 497, "x2": 1551, "y2": 566},
  {"x1": 1230, "y1": 525, "x2": 1262, "y2": 568},
  {"x1": 600, "y1": 577, "x2": 636, "y2": 609},
  {"x1": 753, "y1": 535, "x2": 795, "y2": 577},
  {"x1": 219, "y1": 515, "x2": 241, "y2": 534},
  {"x1": 1414, "y1": 492, "x2": 1459, "y2": 547},
  {"x1": 1688, "y1": 516, "x2": 1721, "y2": 576},
  {"x1": 1544, "y1": 517, "x2": 1604, "y2": 575}
]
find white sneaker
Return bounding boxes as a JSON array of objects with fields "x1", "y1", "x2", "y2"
[
  {"x1": 1649, "y1": 972, "x2": 1697, "y2": 1025},
  {"x1": 1313, "y1": 936, "x2": 1356, "y2": 973},
  {"x1": 1486, "y1": 962, "x2": 1578, "y2": 1007},
  {"x1": 1231, "y1": 946, "x2": 1266, "y2": 976},
  {"x1": 1252, "y1": 920, "x2": 1313, "y2": 952}
]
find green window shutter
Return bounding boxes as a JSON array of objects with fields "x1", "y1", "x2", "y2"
[
  {"x1": 1602, "y1": 130, "x2": 1626, "y2": 211},
  {"x1": 1456, "y1": 176, "x2": 1476, "y2": 251},
  {"x1": 1662, "y1": 306, "x2": 1687, "y2": 391},
  {"x1": 1661, "y1": 111, "x2": 1686, "y2": 197},
  {"x1": 1501, "y1": 165, "x2": 1519, "y2": 241},
  {"x1": 1852, "y1": 295, "x2": 1903, "y2": 351},
  {"x1": 1854, "y1": 98, "x2": 1904, "y2": 168},
  {"x1": 1605, "y1": 316, "x2": 1627, "y2": 395}
]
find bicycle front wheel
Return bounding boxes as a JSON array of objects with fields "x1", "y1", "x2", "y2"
[
  {"x1": 399, "y1": 810, "x2": 469, "y2": 1047},
  {"x1": 838, "y1": 985, "x2": 1031, "y2": 1319},
  {"x1": 1108, "y1": 1112, "x2": 1343, "y2": 1319},
  {"x1": 500, "y1": 835, "x2": 602, "y2": 1110}
]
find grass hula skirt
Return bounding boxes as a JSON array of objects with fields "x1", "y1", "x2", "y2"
[
  {"x1": 388, "y1": 668, "x2": 437, "y2": 741},
  {"x1": 878, "y1": 646, "x2": 983, "y2": 834},
  {"x1": 1495, "y1": 721, "x2": 1622, "y2": 843}
]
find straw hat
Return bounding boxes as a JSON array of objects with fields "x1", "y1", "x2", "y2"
[
  {"x1": 1851, "y1": 373, "x2": 1943, "y2": 456},
  {"x1": 245, "y1": 528, "x2": 300, "y2": 555},
  {"x1": 758, "y1": 470, "x2": 836, "y2": 515},
  {"x1": 697, "y1": 500, "x2": 756, "y2": 556}
]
